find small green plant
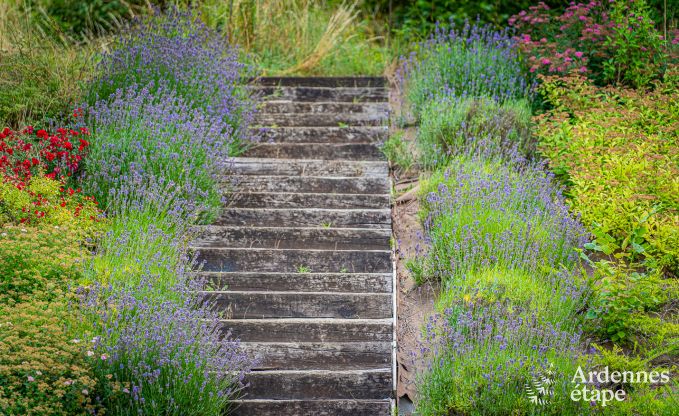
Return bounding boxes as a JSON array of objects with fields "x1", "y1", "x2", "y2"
[
  {"x1": 381, "y1": 132, "x2": 415, "y2": 172},
  {"x1": 297, "y1": 265, "x2": 311, "y2": 273},
  {"x1": 321, "y1": 222, "x2": 333, "y2": 228}
]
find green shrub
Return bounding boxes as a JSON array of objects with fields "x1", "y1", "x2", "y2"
[
  {"x1": 0, "y1": 174, "x2": 103, "y2": 234},
  {"x1": 417, "y1": 97, "x2": 533, "y2": 168},
  {"x1": 0, "y1": 298, "x2": 105, "y2": 416},
  {"x1": 535, "y1": 72, "x2": 679, "y2": 274},
  {"x1": 0, "y1": 225, "x2": 84, "y2": 304}
]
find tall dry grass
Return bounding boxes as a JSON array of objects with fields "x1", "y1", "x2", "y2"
[
  {"x1": 195, "y1": 0, "x2": 386, "y2": 75},
  {"x1": 0, "y1": 1, "x2": 99, "y2": 128}
]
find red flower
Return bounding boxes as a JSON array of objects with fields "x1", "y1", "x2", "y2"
[
  {"x1": 36, "y1": 129, "x2": 49, "y2": 139},
  {"x1": 31, "y1": 158, "x2": 39, "y2": 166}
]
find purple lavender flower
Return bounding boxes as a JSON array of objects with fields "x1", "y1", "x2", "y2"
[{"x1": 88, "y1": 8, "x2": 256, "y2": 147}]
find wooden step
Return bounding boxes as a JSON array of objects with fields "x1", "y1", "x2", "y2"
[
  {"x1": 252, "y1": 76, "x2": 387, "y2": 88},
  {"x1": 228, "y1": 192, "x2": 390, "y2": 209},
  {"x1": 204, "y1": 291, "x2": 392, "y2": 319},
  {"x1": 195, "y1": 248, "x2": 392, "y2": 273},
  {"x1": 192, "y1": 226, "x2": 391, "y2": 250},
  {"x1": 258, "y1": 101, "x2": 388, "y2": 114},
  {"x1": 199, "y1": 272, "x2": 392, "y2": 292},
  {"x1": 252, "y1": 86, "x2": 388, "y2": 102},
  {"x1": 228, "y1": 175, "x2": 389, "y2": 194},
  {"x1": 257, "y1": 126, "x2": 387, "y2": 144},
  {"x1": 254, "y1": 112, "x2": 385, "y2": 127},
  {"x1": 232, "y1": 399, "x2": 391, "y2": 416},
  {"x1": 244, "y1": 143, "x2": 384, "y2": 160},
  {"x1": 219, "y1": 318, "x2": 392, "y2": 342},
  {"x1": 230, "y1": 158, "x2": 388, "y2": 177},
  {"x1": 243, "y1": 341, "x2": 391, "y2": 370},
  {"x1": 243, "y1": 369, "x2": 392, "y2": 400},
  {"x1": 213, "y1": 208, "x2": 391, "y2": 229}
]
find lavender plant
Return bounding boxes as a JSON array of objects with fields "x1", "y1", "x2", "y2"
[
  {"x1": 417, "y1": 304, "x2": 588, "y2": 415},
  {"x1": 88, "y1": 8, "x2": 255, "y2": 152},
  {"x1": 398, "y1": 21, "x2": 532, "y2": 120},
  {"x1": 84, "y1": 83, "x2": 232, "y2": 224},
  {"x1": 78, "y1": 269, "x2": 252, "y2": 415},
  {"x1": 415, "y1": 156, "x2": 587, "y2": 286},
  {"x1": 416, "y1": 96, "x2": 534, "y2": 169}
]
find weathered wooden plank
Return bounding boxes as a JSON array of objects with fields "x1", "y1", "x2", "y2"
[
  {"x1": 244, "y1": 143, "x2": 384, "y2": 160},
  {"x1": 252, "y1": 76, "x2": 387, "y2": 88},
  {"x1": 253, "y1": 112, "x2": 386, "y2": 127},
  {"x1": 226, "y1": 175, "x2": 389, "y2": 194},
  {"x1": 198, "y1": 272, "x2": 392, "y2": 292},
  {"x1": 242, "y1": 342, "x2": 391, "y2": 370},
  {"x1": 213, "y1": 208, "x2": 391, "y2": 229},
  {"x1": 227, "y1": 192, "x2": 390, "y2": 209},
  {"x1": 257, "y1": 126, "x2": 387, "y2": 144},
  {"x1": 258, "y1": 101, "x2": 389, "y2": 114},
  {"x1": 243, "y1": 369, "x2": 392, "y2": 400},
  {"x1": 204, "y1": 291, "x2": 393, "y2": 319},
  {"x1": 230, "y1": 158, "x2": 388, "y2": 176},
  {"x1": 251, "y1": 86, "x2": 388, "y2": 102},
  {"x1": 232, "y1": 399, "x2": 391, "y2": 416},
  {"x1": 195, "y1": 248, "x2": 392, "y2": 273},
  {"x1": 219, "y1": 318, "x2": 393, "y2": 342},
  {"x1": 191, "y1": 226, "x2": 391, "y2": 250}
]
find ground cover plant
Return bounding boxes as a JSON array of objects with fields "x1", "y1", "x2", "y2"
[{"x1": 396, "y1": 2, "x2": 679, "y2": 412}]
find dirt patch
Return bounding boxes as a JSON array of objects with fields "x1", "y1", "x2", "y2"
[{"x1": 393, "y1": 190, "x2": 437, "y2": 404}]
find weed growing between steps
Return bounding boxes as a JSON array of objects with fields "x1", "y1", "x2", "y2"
[{"x1": 395, "y1": 9, "x2": 679, "y2": 414}]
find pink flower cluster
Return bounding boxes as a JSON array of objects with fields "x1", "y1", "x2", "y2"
[{"x1": 509, "y1": 1, "x2": 615, "y2": 76}]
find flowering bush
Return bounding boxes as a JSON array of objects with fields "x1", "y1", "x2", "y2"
[
  {"x1": 84, "y1": 83, "x2": 231, "y2": 224},
  {"x1": 398, "y1": 21, "x2": 531, "y2": 119},
  {"x1": 79, "y1": 245, "x2": 252, "y2": 414},
  {"x1": 416, "y1": 97, "x2": 533, "y2": 168},
  {"x1": 510, "y1": 1, "x2": 677, "y2": 86},
  {"x1": 0, "y1": 174, "x2": 102, "y2": 231},
  {"x1": 88, "y1": 8, "x2": 255, "y2": 150},
  {"x1": 0, "y1": 225, "x2": 84, "y2": 304},
  {"x1": 0, "y1": 298, "x2": 104, "y2": 416},
  {"x1": 417, "y1": 304, "x2": 586, "y2": 415},
  {"x1": 0, "y1": 122, "x2": 90, "y2": 183}
]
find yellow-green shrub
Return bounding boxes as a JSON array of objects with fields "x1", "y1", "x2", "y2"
[
  {"x1": 0, "y1": 174, "x2": 103, "y2": 235},
  {"x1": 535, "y1": 72, "x2": 679, "y2": 274},
  {"x1": 0, "y1": 298, "x2": 103, "y2": 416},
  {"x1": 0, "y1": 225, "x2": 84, "y2": 304}
]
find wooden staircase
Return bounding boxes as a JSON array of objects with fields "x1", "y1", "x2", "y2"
[{"x1": 192, "y1": 77, "x2": 394, "y2": 415}]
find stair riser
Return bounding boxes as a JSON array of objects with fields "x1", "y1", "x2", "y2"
[
  {"x1": 232, "y1": 400, "x2": 391, "y2": 416},
  {"x1": 244, "y1": 143, "x2": 384, "y2": 160},
  {"x1": 228, "y1": 193, "x2": 390, "y2": 210},
  {"x1": 254, "y1": 113, "x2": 386, "y2": 127},
  {"x1": 243, "y1": 371, "x2": 392, "y2": 400},
  {"x1": 213, "y1": 209, "x2": 391, "y2": 229},
  {"x1": 219, "y1": 320, "x2": 392, "y2": 342},
  {"x1": 259, "y1": 102, "x2": 389, "y2": 114},
  {"x1": 252, "y1": 86, "x2": 388, "y2": 102},
  {"x1": 195, "y1": 249, "x2": 392, "y2": 273},
  {"x1": 228, "y1": 176, "x2": 389, "y2": 194},
  {"x1": 200, "y1": 272, "x2": 392, "y2": 293},
  {"x1": 258, "y1": 127, "x2": 387, "y2": 144},
  {"x1": 230, "y1": 158, "x2": 388, "y2": 177},
  {"x1": 205, "y1": 292, "x2": 392, "y2": 319},
  {"x1": 243, "y1": 342, "x2": 391, "y2": 370},
  {"x1": 192, "y1": 227, "x2": 391, "y2": 250},
  {"x1": 253, "y1": 76, "x2": 386, "y2": 88}
]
